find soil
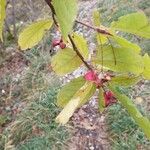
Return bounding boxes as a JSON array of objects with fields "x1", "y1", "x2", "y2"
[{"x1": 0, "y1": 0, "x2": 149, "y2": 150}]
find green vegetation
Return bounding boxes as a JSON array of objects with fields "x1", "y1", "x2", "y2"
[
  {"x1": 0, "y1": 49, "x2": 70, "y2": 150},
  {"x1": 107, "y1": 104, "x2": 150, "y2": 150}
]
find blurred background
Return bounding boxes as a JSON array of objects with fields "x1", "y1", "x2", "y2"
[{"x1": 0, "y1": 0, "x2": 150, "y2": 149}]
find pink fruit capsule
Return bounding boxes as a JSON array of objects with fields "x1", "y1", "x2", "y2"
[
  {"x1": 104, "y1": 91, "x2": 116, "y2": 107},
  {"x1": 59, "y1": 42, "x2": 66, "y2": 49},
  {"x1": 52, "y1": 39, "x2": 60, "y2": 47},
  {"x1": 84, "y1": 71, "x2": 97, "y2": 81}
]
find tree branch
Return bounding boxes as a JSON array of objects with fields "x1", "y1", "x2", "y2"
[
  {"x1": 75, "y1": 19, "x2": 112, "y2": 36},
  {"x1": 44, "y1": 0, "x2": 58, "y2": 27},
  {"x1": 68, "y1": 34, "x2": 92, "y2": 70},
  {"x1": 12, "y1": 0, "x2": 17, "y2": 41}
]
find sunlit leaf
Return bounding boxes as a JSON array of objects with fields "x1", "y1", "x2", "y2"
[
  {"x1": 72, "y1": 32, "x2": 89, "y2": 59},
  {"x1": 56, "y1": 82, "x2": 96, "y2": 124},
  {"x1": 142, "y1": 54, "x2": 150, "y2": 79},
  {"x1": 18, "y1": 19, "x2": 53, "y2": 50},
  {"x1": 110, "y1": 75, "x2": 140, "y2": 87},
  {"x1": 109, "y1": 85, "x2": 150, "y2": 139},
  {"x1": 94, "y1": 45, "x2": 144, "y2": 75},
  {"x1": 51, "y1": 48, "x2": 82, "y2": 75},
  {"x1": 110, "y1": 35, "x2": 141, "y2": 53},
  {"x1": 53, "y1": 0, "x2": 77, "y2": 39},
  {"x1": 98, "y1": 88, "x2": 105, "y2": 112},
  {"x1": 0, "y1": 0, "x2": 6, "y2": 41},
  {"x1": 111, "y1": 12, "x2": 150, "y2": 39},
  {"x1": 57, "y1": 77, "x2": 86, "y2": 107}
]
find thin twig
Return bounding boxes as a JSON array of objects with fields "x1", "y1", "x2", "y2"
[
  {"x1": 12, "y1": 0, "x2": 17, "y2": 41},
  {"x1": 68, "y1": 34, "x2": 92, "y2": 70},
  {"x1": 75, "y1": 19, "x2": 112, "y2": 36},
  {"x1": 44, "y1": 0, "x2": 59, "y2": 27}
]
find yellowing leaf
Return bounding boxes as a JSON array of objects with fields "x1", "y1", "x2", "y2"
[
  {"x1": 111, "y1": 12, "x2": 150, "y2": 39},
  {"x1": 0, "y1": 0, "x2": 6, "y2": 41},
  {"x1": 94, "y1": 45, "x2": 144, "y2": 75},
  {"x1": 142, "y1": 54, "x2": 150, "y2": 79},
  {"x1": 111, "y1": 35, "x2": 141, "y2": 53},
  {"x1": 109, "y1": 85, "x2": 150, "y2": 139},
  {"x1": 110, "y1": 75, "x2": 140, "y2": 87},
  {"x1": 55, "y1": 97, "x2": 81, "y2": 125},
  {"x1": 53, "y1": 0, "x2": 77, "y2": 39},
  {"x1": 18, "y1": 19, "x2": 53, "y2": 50},
  {"x1": 51, "y1": 48, "x2": 82, "y2": 75},
  {"x1": 72, "y1": 32, "x2": 89, "y2": 59},
  {"x1": 56, "y1": 82, "x2": 96, "y2": 124},
  {"x1": 57, "y1": 77, "x2": 86, "y2": 107}
]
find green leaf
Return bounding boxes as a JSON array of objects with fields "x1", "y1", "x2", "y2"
[
  {"x1": 96, "y1": 33, "x2": 108, "y2": 45},
  {"x1": 109, "y1": 85, "x2": 150, "y2": 139},
  {"x1": 93, "y1": 10, "x2": 101, "y2": 26},
  {"x1": 110, "y1": 35, "x2": 141, "y2": 53},
  {"x1": 51, "y1": 48, "x2": 82, "y2": 75},
  {"x1": 93, "y1": 10, "x2": 108, "y2": 45},
  {"x1": 72, "y1": 32, "x2": 89, "y2": 59},
  {"x1": 94, "y1": 45, "x2": 144, "y2": 75},
  {"x1": 18, "y1": 19, "x2": 53, "y2": 50},
  {"x1": 53, "y1": 0, "x2": 77, "y2": 39},
  {"x1": 110, "y1": 75, "x2": 140, "y2": 87},
  {"x1": 56, "y1": 81, "x2": 96, "y2": 124},
  {"x1": 111, "y1": 12, "x2": 150, "y2": 39},
  {"x1": 57, "y1": 77, "x2": 86, "y2": 107},
  {"x1": 0, "y1": 0, "x2": 6, "y2": 41},
  {"x1": 142, "y1": 54, "x2": 150, "y2": 79},
  {"x1": 98, "y1": 88, "x2": 105, "y2": 112}
]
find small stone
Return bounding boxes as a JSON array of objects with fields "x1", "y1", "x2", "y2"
[
  {"x1": 2, "y1": 89, "x2": 5, "y2": 94},
  {"x1": 89, "y1": 146, "x2": 94, "y2": 150}
]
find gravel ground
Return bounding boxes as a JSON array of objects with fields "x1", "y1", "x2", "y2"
[
  {"x1": 1, "y1": 0, "x2": 149, "y2": 149},
  {"x1": 67, "y1": 1, "x2": 111, "y2": 150}
]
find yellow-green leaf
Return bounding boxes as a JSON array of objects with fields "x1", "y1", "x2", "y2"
[
  {"x1": 57, "y1": 77, "x2": 86, "y2": 107},
  {"x1": 53, "y1": 0, "x2": 77, "y2": 40},
  {"x1": 56, "y1": 81, "x2": 96, "y2": 124},
  {"x1": 18, "y1": 19, "x2": 53, "y2": 50},
  {"x1": 72, "y1": 32, "x2": 89, "y2": 59},
  {"x1": 51, "y1": 48, "x2": 82, "y2": 75},
  {"x1": 55, "y1": 97, "x2": 81, "y2": 125},
  {"x1": 142, "y1": 54, "x2": 150, "y2": 79},
  {"x1": 110, "y1": 75, "x2": 140, "y2": 87},
  {"x1": 98, "y1": 88, "x2": 105, "y2": 112},
  {"x1": 111, "y1": 12, "x2": 150, "y2": 39},
  {"x1": 109, "y1": 85, "x2": 150, "y2": 139},
  {"x1": 94, "y1": 45, "x2": 144, "y2": 75},
  {"x1": 93, "y1": 10, "x2": 108, "y2": 45},
  {"x1": 96, "y1": 34, "x2": 108, "y2": 45},
  {"x1": 111, "y1": 35, "x2": 141, "y2": 53},
  {"x1": 0, "y1": 0, "x2": 6, "y2": 41},
  {"x1": 93, "y1": 10, "x2": 101, "y2": 26}
]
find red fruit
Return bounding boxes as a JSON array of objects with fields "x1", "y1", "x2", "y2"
[
  {"x1": 84, "y1": 71, "x2": 97, "y2": 81},
  {"x1": 52, "y1": 39, "x2": 60, "y2": 47},
  {"x1": 84, "y1": 71, "x2": 101, "y2": 87},
  {"x1": 59, "y1": 42, "x2": 66, "y2": 49},
  {"x1": 104, "y1": 91, "x2": 116, "y2": 107}
]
